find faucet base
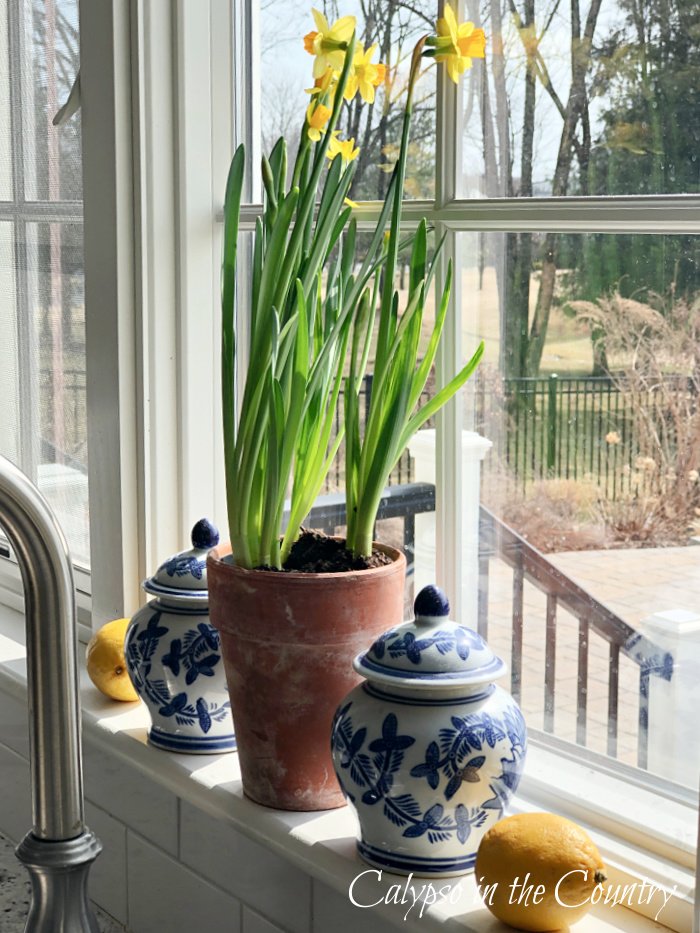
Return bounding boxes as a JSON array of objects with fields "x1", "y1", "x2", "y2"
[{"x1": 16, "y1": 830, "x2": 103, "y2": 933}]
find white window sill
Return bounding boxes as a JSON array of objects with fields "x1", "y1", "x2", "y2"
[{"x1": 0, "y1": 602, "x2": 692, "y2": 933}]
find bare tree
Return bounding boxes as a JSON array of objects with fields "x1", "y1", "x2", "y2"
[
  {"x1": 475, "y1": 0, "x2": 603, "y2": 376},
  {"x1": 524, "y1": 0, "x2": 603, "y2": 374}
]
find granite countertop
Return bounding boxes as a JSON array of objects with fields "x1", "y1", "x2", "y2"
[{"x1": 0, "y1": 831, "x2": 125, "y2": 932}]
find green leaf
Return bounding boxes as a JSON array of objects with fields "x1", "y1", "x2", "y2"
[
  {"x1": 254, "y1": 186, "x2": 299, "y2": 348},
  {"x1": 399, "y1": 341, "x2": 486, "y2": 449},
  {"x1": 408, "y1": 263, "x2": 452, "y2": 413},
  {"x1": 221, "y1": 145, "x2": 245, "y2": 537},
  {"x1": 409, "y1": 219, "x2": 427, "y2": 295},
  {"x1": 261, "y1": 154, "x2": 278, "y2": 222},
  {"x1": 268, "y1": 136, "x2": 287, "y2": 202}
]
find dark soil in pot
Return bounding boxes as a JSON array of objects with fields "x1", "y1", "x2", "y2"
[{"x1": 258, "y1": 529, "x2": 393, "y2": 573}]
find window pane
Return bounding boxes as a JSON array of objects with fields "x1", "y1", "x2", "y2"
[
  {"x1": 461, "y1": 1, "x2": 700, "y2": 197},
  {"x1": 0, "y1": 228, "x2": 88, "y2": 560},
  {"x1": 259, "y1": 0, "x2": 436, "y2": 200},
  {"x1": 458, "y1": 230, "x2": 700, "y2": 789},
  {"x1": 24, "y1": 0, "x2": 82, "y2": 201},
  {"x1": 0, "y1": 223, "x2": 20, "y2": 462},
  {"x1": 1, "y1": 0, "x2": 87, "y2": 569},
  {"x1": 29, "y1": 221, "x2": 88, "y2": 565}
]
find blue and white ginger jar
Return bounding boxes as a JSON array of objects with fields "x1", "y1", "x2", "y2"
[
  {"x1": 331, "y1": 584, "x2": 526, "y2": 877},
  {"x1": 125, "y1": 519, "x2": 236, "y2": 754}
]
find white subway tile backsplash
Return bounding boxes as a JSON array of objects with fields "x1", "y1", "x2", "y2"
[
  {"x1": 94, "y1": 905, "x2": 128, "y2": 933},
  {"x1": 0, "y1": 691, "x2": 30, "y2": 759},
  {"x1": 0, "y1": 742, "x2": 31, "y2": 842},
  {"x1": 83, "y1": 738, "x2": 178, "y2": 854},
  {"x1": 241, "y1": 906, "x2": 289, "y2": 933},
  {"x1": 312, "y1": 880, "x2": 406, "y2": 933},
  {"x1": 84, "y1": 800, "x2": 127, "y2": 926},
  {"x1": 179, "y1": 801, "x2": 311, "y2": 933},
  {"x1": 127, "y1": 831, "x2": 241, "y2": 933}
]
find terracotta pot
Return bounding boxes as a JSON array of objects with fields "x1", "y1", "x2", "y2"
[{"x1": 207, "y1": 542, "x2": 406, "y2": 811}]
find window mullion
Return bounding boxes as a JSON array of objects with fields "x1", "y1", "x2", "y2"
[
  {"x1": 7, "y1": 0, "x2": 37, "y2": 482},
  {"x1": 174, "y1": 0, "x2": 224, "y2": 537},
  {"x1": 231, "y1": 0, "x2": 261, "y2": 425},
  {"x1": 438, "y1": 195, "x2": 700, "y2": 232},
  {"x1": 79, "y1": 0, "x2": 141, "y2": 625},
  {"x1": 232, "y1": 0, "x2": 260, "y2": 203},
  {"x1": 434, "y1": 1, "x2": 465, "y2": 619}
]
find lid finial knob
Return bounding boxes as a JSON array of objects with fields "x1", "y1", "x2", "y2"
[
  {"x1": 414, "y1": 585, "x2": 450, "y2": 622},
  {"x1": 191, "y1": 518, "x2": 220, "y2": 550}
]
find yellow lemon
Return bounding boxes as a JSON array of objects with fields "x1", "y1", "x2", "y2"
[
  {"x1": 86, "y1": 618, "x2": 139, "y2": 702},
  {"x1": 475, "y1": 812, "x2": 607, "y2": 931}
]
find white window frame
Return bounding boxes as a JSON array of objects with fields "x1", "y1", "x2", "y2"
[{"x1": 77, "y1": 0, "x2": 237, "y2": 628}]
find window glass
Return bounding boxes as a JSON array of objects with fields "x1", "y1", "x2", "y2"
[
  {"x1": 0, "y1": 223, "x2": 20, "y2": 462},
  {"x1": 259, "y1": 0, "x2": 436, "y2": 200},
  {"x1": 24, "y1": 0, "x2": 82, "y2": 201},
  {"x1": 0, "y1": 0, "x2": 87, "y2": 568},
  {"x1": 29, "y1": 221, "x2": 88, "y2": 565},
  {"x1": 458, "y1": 229, "x2": 699, "y2": 788},
  {"x1": 461, "y1": 0, "x2": 700, "y2": 197}
]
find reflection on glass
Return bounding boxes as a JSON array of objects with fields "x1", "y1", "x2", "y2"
[
  {"x1": 24, "y1": 0, "x2": 82, "y2": 201},
  {"x1": 26, "y1": 222, "x2": 88, "y2": 565},
  {"x1": 0, "y1": 224, "x2": 19, "y2": 461},
  {"x1": 459, "y1": 230, "x2": 700, "y2": 787},
  {"x1": 462, "y1": 1, "x2": 700, "y2": 198},
  {"x1": 260, "y1": 0, "x2": 436, "y2": 200}
]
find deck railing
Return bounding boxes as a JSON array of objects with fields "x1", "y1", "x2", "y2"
[
  {"x1": 477, "y1": 504, "x2": 673, "y2": 768},
  {"x1": 305, "y1": 483, "x2": 674, "y2": 771}
]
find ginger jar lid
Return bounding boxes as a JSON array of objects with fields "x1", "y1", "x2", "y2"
[
  {"x1": 143, "y1": 518, "x2": 219, "y2": 603},
  {"x1": 354, "y1": 585, "x2": 506, "y2": 689}
]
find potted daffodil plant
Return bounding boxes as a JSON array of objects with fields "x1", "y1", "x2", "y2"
[{"x1": 208, "y1": 4, "x2": 486, "y2": 811}]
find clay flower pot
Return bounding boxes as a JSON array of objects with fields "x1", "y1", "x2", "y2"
[{"x1": 207, "y1": 542, "x2": 406, "y2": 811}]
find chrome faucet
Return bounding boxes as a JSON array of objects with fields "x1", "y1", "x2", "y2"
[{"x1": 0, "y1": 455, "x2": 101, "y2": 933}]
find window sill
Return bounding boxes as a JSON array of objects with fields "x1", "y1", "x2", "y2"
[{"x1": 0, "y1": 603, "x2": 690, "y2": 933}]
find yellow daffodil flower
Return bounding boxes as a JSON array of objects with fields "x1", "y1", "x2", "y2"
[
  {"x1": 304, "y1": 9, "x2": 356, "y2": 78},
  {"x1": 327, "y1": 132, "x2": 359, "y2": 163},
  {"x1": 306, "y1": 101, "x2": 332, "y2": 142},
  {"x1": 306, "y1": 66, "x2": 336, "y2": 97},
  {"x1": 344, "y1": 43, "x2": 386, "y2": 103},
  {"x1": 434, "y1": 2, "x2": 486, "y2": 84}
]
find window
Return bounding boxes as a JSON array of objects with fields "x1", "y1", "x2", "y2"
[
  {"x1": 234, "y1": 0, "x2": 700, "y2": 820},
  {"x1": 2, "y1": 0, "x2": 693, "y2": 922},
  {"x1": 0, "y1": 0, "x2": 88, "y2": 569}
]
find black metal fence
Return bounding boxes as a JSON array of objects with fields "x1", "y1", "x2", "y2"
[{"x1": 476, "y1": 372, "x2": 696, "y2": 498}]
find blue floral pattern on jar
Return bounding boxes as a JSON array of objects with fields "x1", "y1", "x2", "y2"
[
  {"x1": 330, "y1": 584, "x2": 527, "y2": 877},
  {"x1": 123, "y1": 519, "x2": 235, "y2": 755},
  {"x1": 125, "y1": 608, "x2": 235, "y2": 753}
]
